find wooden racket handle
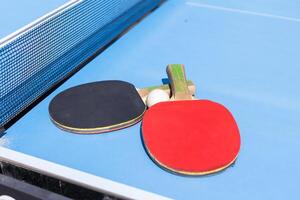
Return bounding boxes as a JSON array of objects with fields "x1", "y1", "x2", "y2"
[
  {"x1": 167, "y1": 64, "x2": 193, "y2": 100},
  {"x1": 138, "y1": 80, "x2": 196, "y2": 102}
]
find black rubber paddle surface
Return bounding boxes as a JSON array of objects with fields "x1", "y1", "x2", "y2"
[{"x1": 49, "y1": 80, "x2": 146, "y2": 134}]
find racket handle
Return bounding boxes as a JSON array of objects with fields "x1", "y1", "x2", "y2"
[
  {"x1": 167, "y1": 64, "x2": 193, "y2": 100},
  {"x1": 138, "y1": 80, "x2": 196, "y2": 100}
]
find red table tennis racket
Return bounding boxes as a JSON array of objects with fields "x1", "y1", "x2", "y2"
[{"x1": 142, "y1": 64, "x2": 241, "y2": 175}]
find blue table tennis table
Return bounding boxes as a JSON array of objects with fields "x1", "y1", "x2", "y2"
[{"x1": 1, "y1": 0, "x2": 300, "y2": 199}]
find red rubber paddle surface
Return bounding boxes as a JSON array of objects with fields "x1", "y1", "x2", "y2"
[{"x1": 142, "y1": 100, "x2": 240, "y2": 175}]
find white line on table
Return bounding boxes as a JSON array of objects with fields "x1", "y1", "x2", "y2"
[{"x1": 186, "y1": 2, "x2": 300, "y2": 23}]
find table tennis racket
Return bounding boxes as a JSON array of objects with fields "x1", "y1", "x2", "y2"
[
  {"x1": 142, "y1": 64, "x2": 241, "y2": 175},
  {"x1": 49, "y1": 80, "x2": 196, "y2": 134}
]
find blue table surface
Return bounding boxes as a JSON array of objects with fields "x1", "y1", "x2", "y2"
[
  {"x1": 2, "y1": 0, "x2": 300, "y2": 199},
  {"x1": 0, "y1": 0, "x2": 68, "y2": 39}
]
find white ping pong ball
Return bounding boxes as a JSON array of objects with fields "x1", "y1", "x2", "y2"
[
  {"x1": 0, "y1": 196, "x2": 16, "y2": 200},
  {"x1": 146, "y1": 89, "x2": 170, "y2": 107}
]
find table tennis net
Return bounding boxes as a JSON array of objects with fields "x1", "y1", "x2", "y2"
[{"x1": 0, "y1": 0, "x2": 161, "y2": 128}]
